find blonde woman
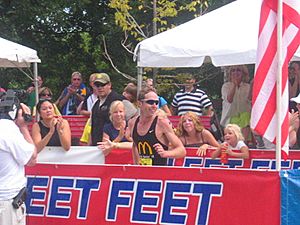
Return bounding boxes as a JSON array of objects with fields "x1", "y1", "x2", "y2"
[
  {"x1": 32, "y1": 87, "x2": 61, "y2": 116},
  {"x1": 212, "y1": 124, "x2": 249, "y2": 159},
  {"x1": 220, "y1": 65, "x2": 251, "y2": 143},
  {"x1": 97, "y1": 100, "x2": 132, "y2": 156},
  {"x1": 176, "y1": 111, "x2": 220, "y2": 156}
]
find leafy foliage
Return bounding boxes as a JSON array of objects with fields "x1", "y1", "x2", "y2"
[{"x1": 0, "y1": 0, "x2": 234, "y2": 101}]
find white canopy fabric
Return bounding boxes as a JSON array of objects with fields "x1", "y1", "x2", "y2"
[
  {"x1": 134, "y1": 0, "x2": 300, "y2": 68},
  {"x1": 0, "y1": 37, "x2": 41, "y2": 68}
]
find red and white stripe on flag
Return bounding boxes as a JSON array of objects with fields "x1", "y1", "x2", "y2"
[{"x1": 251, "y1": 0, "x2": 300, "y2": 159}]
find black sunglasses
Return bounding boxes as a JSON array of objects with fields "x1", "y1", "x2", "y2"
[
  {"x1": 143, "y1": 99, "x2": 159, "y2": 105},
  {"x1": 94, "y1": 82, "x2": 108, "y2": 88},
  {"x1": 41, "y1": 93, "x2": 52, "y2": 97}
]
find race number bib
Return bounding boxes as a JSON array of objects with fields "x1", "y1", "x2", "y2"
[{"x1": 140, "y1": 158, "x2": 153, "y2": 166}]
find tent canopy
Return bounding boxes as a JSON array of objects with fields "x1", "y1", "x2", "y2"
[
  {"x1": 0, "y1": 37, "x2": 40, "y2": 68},
  {"x1": 134, "y1": 0, "x2": 300, "y2": 68}
]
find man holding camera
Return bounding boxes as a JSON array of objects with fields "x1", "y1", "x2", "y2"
[
  {"x1": 57, "y1": 71, "x2": 87, "y2": 115},
  {"x1": 0, "y1": 102, "x2": 37, "y2": 225}
]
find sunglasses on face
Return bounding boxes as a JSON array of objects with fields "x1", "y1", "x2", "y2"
[
  {"x1": 40, "y1": 93, "x2": 52, "y2": 97},
  {"x1": 143, "y1": 99, "x2": 159, "y2": 105},
  {"x1": 94, "y1": 82, "x2": 108, "y2": 88},
  {"x1": 72, "y1": 78, "x2": 81, "y2": 81}
]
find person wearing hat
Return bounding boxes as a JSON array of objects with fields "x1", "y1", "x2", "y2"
[{"x1": 90, "y1": 73, "x2": 123, "y2": 146}]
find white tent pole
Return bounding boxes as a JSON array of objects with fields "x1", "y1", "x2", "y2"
[
  {"x1": 33, "y1": 62, "x2": 40, "y2": 122},
  {"x1": 276, "y1": 0, "x2": 283, "y2": 171},
  {"x1": 137, "y1": 67, "x2": 143, "y2": 97}
]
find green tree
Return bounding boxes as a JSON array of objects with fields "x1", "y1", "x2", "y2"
[
  {"x1": 0, "y1": 0, "x2": 132, "y2": 96},
  {"x1": 0, "y1": 0, "x2": 234, "y2": 99}
]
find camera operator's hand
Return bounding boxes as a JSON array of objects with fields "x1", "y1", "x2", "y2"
[{"x1": 15, "y1": 103, "x2": 31, "y2": 128}]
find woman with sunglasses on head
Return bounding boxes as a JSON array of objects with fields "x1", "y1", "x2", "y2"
[
  {"x1": 31, "y1": 99, "x2": 71, "y2": 152},
  {"x1": 176, "y1": 111, "x2": 220, "y2": 156},
  {"x1": 220, "y1": 65, "x2": 252, "y2": 145},
  {"x1": 32, "y1": 87, "x2": 61, "y2": 116},
  {"x1": 97, "y1": 100, "x2": 133, "y2": 156}
]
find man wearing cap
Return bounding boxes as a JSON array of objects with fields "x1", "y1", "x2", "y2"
[
  {"x1": 171, "y1": 75, "x2": 213, "y2": 116},
  {"x1": 90, "y1": 73, "x2": 123, "y2": 146}
]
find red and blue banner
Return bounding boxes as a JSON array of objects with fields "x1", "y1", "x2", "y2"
[
  {"x1": 25, "y1": 164, "x2": 279, "y2": 225},
  {"x1": 106, "y1": 148, "x2": 300, "y2": 170},
  {"x1": 38, "y1": 147, "x2": 300, "y2": 170}
]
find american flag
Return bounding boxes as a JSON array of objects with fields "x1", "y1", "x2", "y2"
[{"x1": 251, "y1": 0, "x2": 300, "y2": 159}]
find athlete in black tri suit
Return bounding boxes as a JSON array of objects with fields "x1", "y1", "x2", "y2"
[{"x1": 128, "y1": 87, "x2": 186, "y2": 166}]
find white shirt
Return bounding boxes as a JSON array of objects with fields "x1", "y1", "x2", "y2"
[
  {"x1": 0, "y1": 119, "x2": 35, "y2": 200},
  {"x1": 87, "y1": 93, "x2": 98, "y2": 112},
  {"x1": 220, "y1": 82, "x2": 251, "y2": 127},
  {"x1": 230, "y1": 140, "x2": 247, "y2": 150}
]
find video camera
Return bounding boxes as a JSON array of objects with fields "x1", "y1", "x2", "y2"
[{"x1": 0, "y1": 89, "x2": 32, "y2": 122}]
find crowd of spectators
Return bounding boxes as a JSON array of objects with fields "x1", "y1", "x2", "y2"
[{"x1": 2, "y1": 62, "x2": 300, "y2": 162}]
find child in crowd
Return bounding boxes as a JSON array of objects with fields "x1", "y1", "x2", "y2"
[
  {"x1": 211, "y1": 124, "x2": 249, "y2": 159},
  {"x1": 176, "y1": 111, "x2": 220, "y2": 156}
]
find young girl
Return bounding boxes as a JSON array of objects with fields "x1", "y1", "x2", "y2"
[
  {"x1": 212, "y1": 124, "x2": 249, "y2": 159},
  {"x1": 176, "y1": 111, "x2": 220, "y2": 156}
]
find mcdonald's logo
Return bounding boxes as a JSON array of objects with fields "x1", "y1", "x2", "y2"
[{"x1": 137, "y1": 141, "x2": 153, "y2": 156}]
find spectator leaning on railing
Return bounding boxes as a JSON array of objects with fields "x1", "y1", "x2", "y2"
[
  {"x1": 31, "y1": 99, "x2": 71, "y2": 152},
  {"x1": 175, "y1": 111, "x2": 220, "y2": 157},
  {"x1": 97, "y1": 100, "x2": 133, "y2": 156}
]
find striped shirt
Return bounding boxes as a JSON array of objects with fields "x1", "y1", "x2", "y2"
[{"x1": 171, "y1": 88, "x2": 212, "y2": 116}]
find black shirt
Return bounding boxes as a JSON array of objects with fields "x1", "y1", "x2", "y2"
[
  {"x1": 90, "y1": 90, "x2": 122, "y2": 145},
  {"x1": 38, "y1": 121, "x2": 61, "y2": 146},
  {"x1": 132, "y1": 116, "x2": 168, "y2": 166}
]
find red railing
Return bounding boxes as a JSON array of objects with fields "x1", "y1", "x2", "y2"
[{"x1": 29, "y1": 115, "x2": 211, "y2": 139}]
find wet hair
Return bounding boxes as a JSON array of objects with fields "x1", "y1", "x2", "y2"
[
  {"x1": 109, "y1": 100, "x2": 125, "y2": 122},
  {"x1": 225, "y1": 124, "x2": 244, "y2": 141},
  {"x1": 138, "y1": 87, "x2": 157, "y2": 101},
  {"x1": 176, "y1": 111, "x2": 204, "y2": 137}
]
